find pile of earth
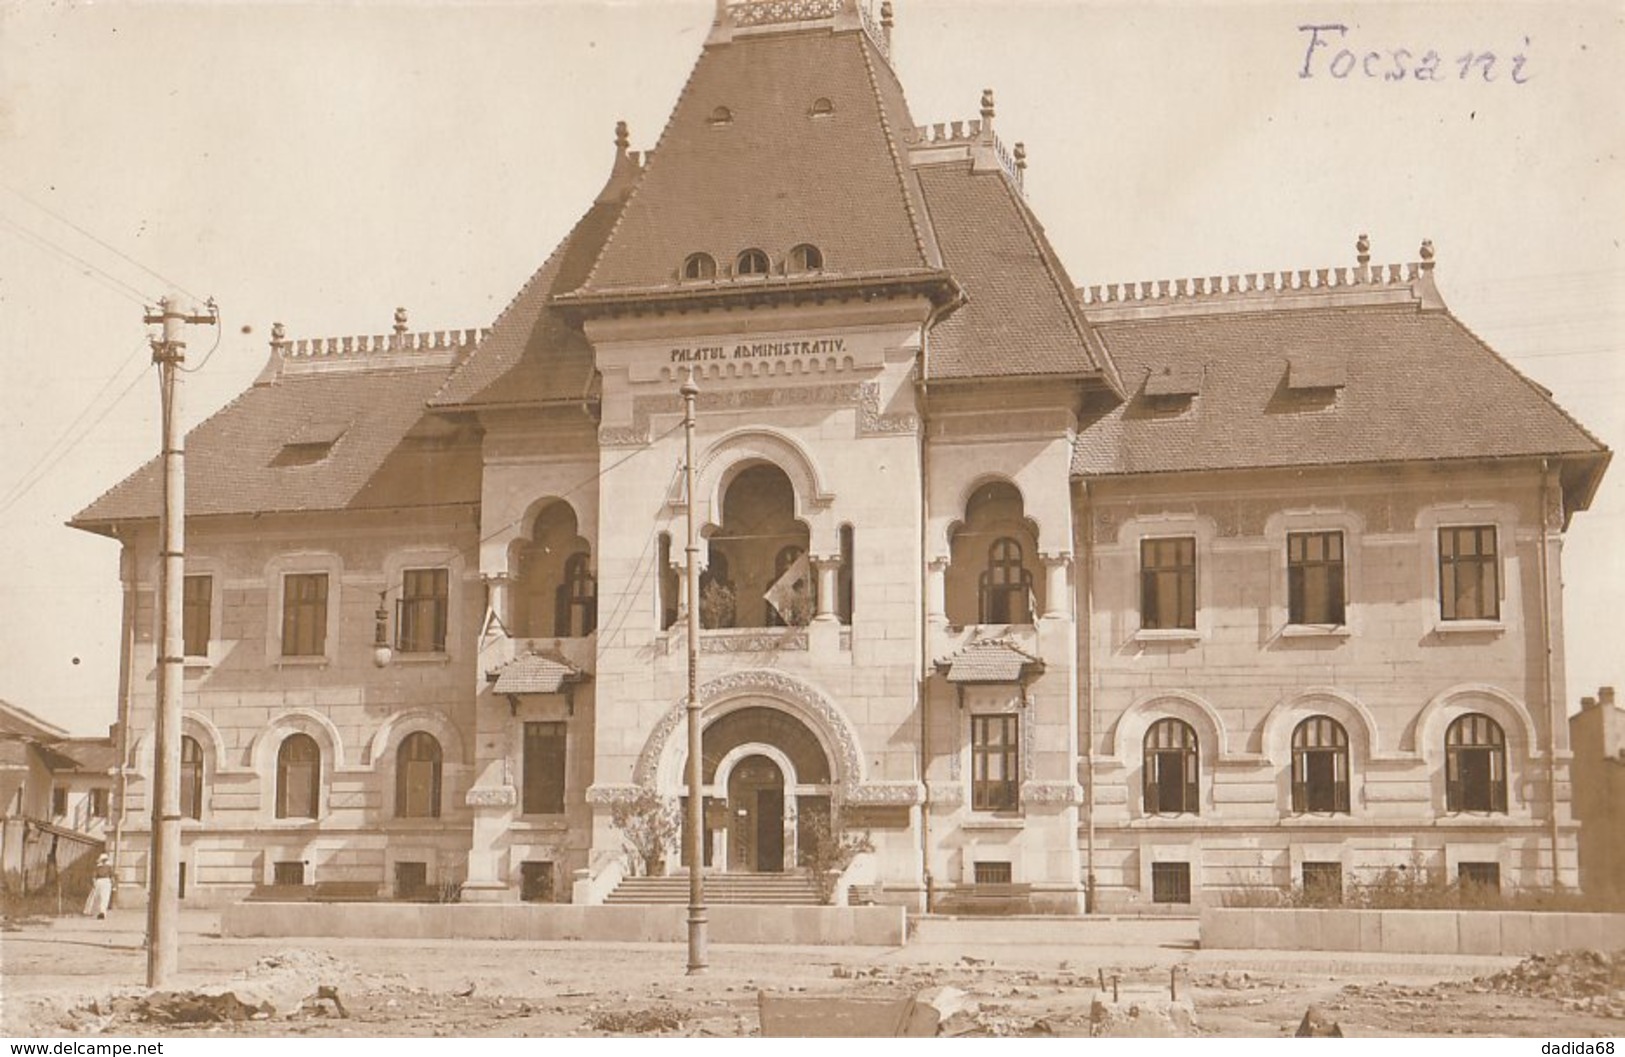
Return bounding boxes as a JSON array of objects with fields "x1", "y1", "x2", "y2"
[{"x1": 1470, "y1": 950, "x2": 1625, "y2": 1018}]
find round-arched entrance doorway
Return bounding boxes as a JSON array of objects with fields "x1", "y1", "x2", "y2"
[{"x1": 695, "y1": 706, "x2": 834, "y2": 873}]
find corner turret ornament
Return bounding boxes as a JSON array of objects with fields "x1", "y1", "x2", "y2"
[
  {"x1": 1419, "y1": 238, "x2": 1435, "y2": 271},
  {"x1": 616, "y1": 120, "x2": 630, "y2": 151},
  {"x1": 1356, "y1": 233, "x2": 1370, "y2": 264},
  {"x1": 393, "y1": 306, "x2": 409, "y2": 335}
]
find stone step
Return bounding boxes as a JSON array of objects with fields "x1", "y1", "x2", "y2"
[{"x1": 606, "y1": 873, "x2": 821, "y2": 905}]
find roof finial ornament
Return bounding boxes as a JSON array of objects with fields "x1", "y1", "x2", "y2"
[
  {"x1": 393, "y1": 307, "x2": 408, "y2": 335},
  {"x1": 271, "y1": 321, "x2": 286, "y2": 344},
  {"x1": 615, "y1": 120, "x2": 630, "y2": 152},
  {"x1": 980, "y1": 88, "x2": 995, "y2": 129},
  {"x1": 1419, "y1": 238, "x2": 1435, "y2": 271},
  {"x1": 881, "y1": 1, "x2": 893, "y2": 30},
  {"x1": 1356, "y1": 233, "x2": 1370, "y2": 265},
  {"x1": 1014, "y1": 142, "x2": 1027, "y2": 172}
]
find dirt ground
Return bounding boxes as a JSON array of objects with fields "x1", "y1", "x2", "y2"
[{"x1": 2, "y1": 909, "x2": 1620, "y2": 1038}]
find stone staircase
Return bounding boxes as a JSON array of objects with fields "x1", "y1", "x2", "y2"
[{"x1": 605, "y1": 871, "x2": 821, "y2": 905}]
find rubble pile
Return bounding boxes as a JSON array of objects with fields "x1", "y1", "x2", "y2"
[
  {"x1": 1472, "y1": 950, "x2": 1625, "y2": 1018},
  {"x1": 585, "y1": 1004, "x2": 688, "y2": 1034}
]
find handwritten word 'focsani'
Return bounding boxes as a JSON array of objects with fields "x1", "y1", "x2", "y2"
[{"x1": 1298, "y1": 24, "x2": 1531, "y2": 83}]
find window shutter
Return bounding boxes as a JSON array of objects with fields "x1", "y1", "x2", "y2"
[{"x1": 1143, "y1": 754, "x2": 1158, "y2": 814}]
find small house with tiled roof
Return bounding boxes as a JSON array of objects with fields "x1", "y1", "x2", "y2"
[{"x1": 72, "y1": 0, "x2": 1608, "y2": 912}]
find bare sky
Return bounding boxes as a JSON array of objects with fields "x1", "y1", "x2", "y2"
[{"x1": 0, "y1": 0, "x2": 1620, "y2": 734}]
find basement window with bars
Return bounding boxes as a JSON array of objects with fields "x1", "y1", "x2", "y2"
[
  {"x1": 1151, "y1": 862, "x2": 1192, "y2": 904},
  {"x1": 1458, "y1": 861, "x2": 1501, "y2": 893},
  {"x1": 1301, "y1": 861, "x2": 1343, "y2": 904},
  {"x1": 973, "y1": 861, "x2": 1013, "y2": 886}
]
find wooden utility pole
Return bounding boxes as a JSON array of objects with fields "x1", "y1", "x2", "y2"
[
  {"x1": 144, "y1": 294, "x2": 214, "y2": 988},
  {"x1": 682, "y1": 368, "x2": 708, "y2": 974}
]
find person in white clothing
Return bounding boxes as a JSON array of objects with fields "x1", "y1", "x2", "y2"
[{"x1": 83, "y1": 854, "x2": 114, "y2": 919}]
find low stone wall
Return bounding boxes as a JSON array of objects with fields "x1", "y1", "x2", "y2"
[
  {"x1": 222, "y1": 901, "x2": 907, "y2": 947},
  {"x1": 1201, "y1": 908, "x2": 1625, "y2": 955}
]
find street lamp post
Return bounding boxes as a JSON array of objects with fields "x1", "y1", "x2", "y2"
[{"x1": 682, "y1": 368, "x2": 708, "y2": 974}]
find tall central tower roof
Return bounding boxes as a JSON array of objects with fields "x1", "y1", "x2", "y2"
[{"x1": 566, "y1": 0, "x2": 943, "y2": 301}]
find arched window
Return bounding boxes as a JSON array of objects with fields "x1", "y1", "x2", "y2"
[
  {"x1": 180, "y1": 735, "x2": 203, "y2": 821},
  {"x1": 396, "y1": 731, "x2": 443, "y2": 819},
  {"x1": 736, "y1": 248, "x2": 770, "y2": 276},
  {"x1": 1143, "y1": 718, "x2": 1199, "y2": 815},
  {"x1": 554, "y1": 552, "x2": 597, "y2": 637},
  {"x1": 765, "y1": 545, "x2": 810, "y2": 627},
  {"x1": 683, "y1": 253, "x2": 716, "y2": 281},
  {"x1": 1446, "y1": 713, "x2": 1507, "y2": 813},
  {"x1": 789, "y1": 243, "x2": 824, "y2": 272},
  {"x1": 1290, "y1": 717, "x2": 1350, "y2": 814},
  {"x1": 979, "y1": 537, "x2": 1033, "y2": 624},
  {"x1": 275, "y1": 733, "x2": 320, "y2": 820}
]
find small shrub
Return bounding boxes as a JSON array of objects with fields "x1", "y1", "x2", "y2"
[
  {"x1": 432, "y1": 881, "x2": 464, "y2": 904},
  {"x1": 799, "y1": 812, "x2": 874, "y2": 905},
  {"x1": 610, "y1": 788, "x2": 682, "y2": 877},
  {"x1": 699, "y1": 582, "x2": 735, "y2": 630}
]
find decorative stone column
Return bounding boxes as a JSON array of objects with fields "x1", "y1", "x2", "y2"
[
  {"x1": 1040, "y1": 554, "x2": 1071, "y2": 620},
  {"x1": 811, "y1": 556, "x2": 841, "y2": 623},
  {"x1": 927, "y1": 558, "x2": 949, "y2": 623}
]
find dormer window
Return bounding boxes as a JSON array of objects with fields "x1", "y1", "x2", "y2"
[
  {"x1": 809, "y1": 97, "x2": 835, "y2": 118},
  {"x1": 736, "y1": 249, "x2": 770, "y2": 276},
  {"x1": 789, "y1": 244, "x2": 824, "y2": 272},
  {"x1": 683, "y1": 253, "x2": 717, "y2": 281},
  {"x1": 271, "y1": 419, "x2": 349, "y2": 467},
  {"x1": 709, "y1": 106, "x2": 733, "y2": 126}
]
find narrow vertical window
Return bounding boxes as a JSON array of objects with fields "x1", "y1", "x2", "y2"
[
  {"x1": 395, "y1": 731, "x2": 443, "y2": 819},
  {"x1": 522, "y1": 721, "x2": 567, "y2": 815},
  {"x1": 180, "y1": 734, "x2": 203, "y2": 821},
  {"x1": 979, "y1": 537, "x2": 1033, "y2": 624},
  {"x1": 1287, "y1": 531, "x2": 1345, "y2": 625},
  {"x1": 275, "y1": 733, "x2": 320, "y2": 819},
  {"x1": 1445, "y1": 713, "x2": 1508, "y2": 813},
  {"x1": 396, "y1": 568, "x2": 448, "y2": 653},
  {"x1": 970, "y1": 714, "x2": 1020, "y2": 811},
  {"x1": 182, "y1": 574, "x2": 212, "y2": 657},
  {"x1": 281, "y1": 573, "x2": 328, "y2": 657},
  {"x1": 1143, "y1": 718, "x2": 1199, "y2": 815},
  {"x1": 658, "y1": 533, "x2": 679, "y2": 631},
  {"x1": 1140, "y1": 537, "x2": 1196, "y2": 630},
  {"x1": 1439, "y1": 525, "x2": 1499, "y2": 621},
  {"x1": 1290, "y1": 716, "x2": 1350, "y2": 814},
  {"x1": 837, "y1": 524, "x2": 854, "y2": 625},
  {"x1": 553, "y1": 553, "x2": 596, "y2": 637}
]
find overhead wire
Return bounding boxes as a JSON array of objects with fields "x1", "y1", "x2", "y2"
[
  {"x1": 0, "y1": 347, "x2": 154, "y2": 516},
  {"x1": 0, "y1": 182, "x2": 205, "y2": 304},
  {"x1": 0, "y1": 213, "x2": 154, "y2": 306}
]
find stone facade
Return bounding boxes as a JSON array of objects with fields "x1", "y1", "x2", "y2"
[{"x1": 74, "y1": 0, "x2": 1607, "y2": 913}]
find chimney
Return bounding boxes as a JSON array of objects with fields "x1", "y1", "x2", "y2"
[{"x1": 1601, "y1": 686, "x2": 1617, "y2": 708}]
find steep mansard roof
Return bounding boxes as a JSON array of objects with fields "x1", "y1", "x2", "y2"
[
  {"x1": 914, "y1": 160, "x2": 1113, "y2": 383},
  {"x1": 1070, "y1": 276, "x2": 1609, "y2": 508},
  {"x1": 71, "y1": 342, "x2": 481, "y2": 530},
  {"x1": 571, "y1": 26, "x2": 940, "y2": 296}
]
